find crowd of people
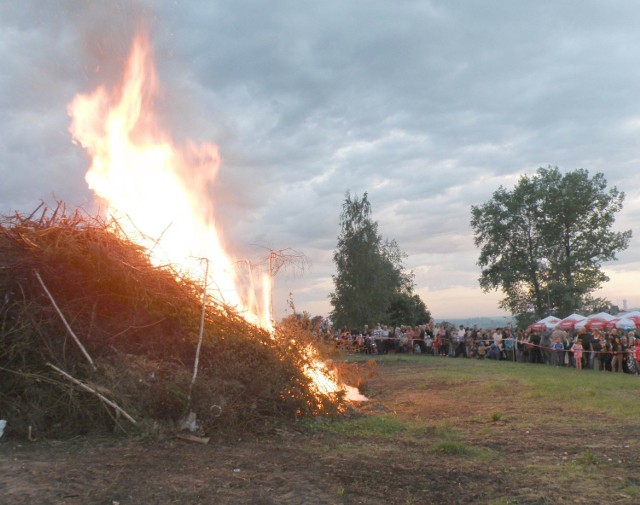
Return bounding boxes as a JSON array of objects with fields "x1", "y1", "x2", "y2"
[{"x1": 334, "y1": 322, "x2": 640, "y2": 374}]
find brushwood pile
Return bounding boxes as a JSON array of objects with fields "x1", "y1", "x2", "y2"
[{"x1": 0, "y1": 205, "x2": 345, "y2": 439}]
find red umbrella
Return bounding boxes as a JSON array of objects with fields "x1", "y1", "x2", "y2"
[
  {"x1": 606, "y1": 318, "x2": 620, "y2": 330},
  {"x1": 556, "y1": 319, "x2": 579, "y2": 330},
  {"x1": 583, "y1": 318, "x2": 610, "y2": 330},
  {"x1": 606, "y1": 317, "x2": 637, "y2": 330},
  {"x1": 528, "y1": 322, "x2": 547, "y2": 331},
  {"x1": 556, "y1": 314, "x2": 587, "y2": 331}
]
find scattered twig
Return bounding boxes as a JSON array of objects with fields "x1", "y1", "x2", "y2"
[
  {"x1": 46, "y1": 363, "x2": 137, "y2": 425},
  {"x1": 26, "y1": 201, "x2": 46, "y2": 223},
  {"x1": 175, "y1": 433, "x2": 210, "y2": 444},
  {"x1": 34, "y1": 270, "x2": 97, "y2": 372}
]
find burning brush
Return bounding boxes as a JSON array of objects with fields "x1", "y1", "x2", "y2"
[
  {"x1": 0, "y1": 204, "x2": 356, "y2": 438},
  {"x1": 0, "y1": 34, "x2": 364, "y2": 439}
]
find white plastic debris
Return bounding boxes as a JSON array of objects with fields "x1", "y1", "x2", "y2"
[
  {"x1": 179, "y1": 411, "x2": 197, "y2": 432},
  {"x1": 0, "y1": 420, "x2": 6, "y2": 439}
]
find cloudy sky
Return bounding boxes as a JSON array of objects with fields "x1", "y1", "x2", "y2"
[{"x1": 3, "y1": 0, "x2": 640, "y2": 320}]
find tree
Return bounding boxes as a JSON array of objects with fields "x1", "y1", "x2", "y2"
[
  {"x1": 386, "y1": 293, "x2": 431, "y2": 328},
  {"x1": 580, "y1": 296, "x2": 618, "y2": 315},
  {"x1": 330, "y1": 192, "x2": 429, "y2": 329},
  {"x1": 471, "y1": 166, "x2": 631, "y2": 320}
]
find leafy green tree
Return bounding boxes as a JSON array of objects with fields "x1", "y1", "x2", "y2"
[
  {"x1": 580, "y1": 296, "x2": 617, "y2": 315},
  {"x1": 471, "y1": 166, "x2": 631, "y2": 319},
  {"x1": 386, "y1": 293, "x2": 431, "y2": 328},
  {"x1": 330, "y1": 192, "x2": 428, "y2": 329}
]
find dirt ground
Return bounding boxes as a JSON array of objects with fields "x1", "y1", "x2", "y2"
[{"x1": 2, "y1": 357, "x2": 639, "y2": 504}]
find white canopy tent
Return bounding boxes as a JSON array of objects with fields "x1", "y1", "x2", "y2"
[
  {"x1": 555, "y1": 313, "x2": 587, "y2": 330},
  {"x1": 574, "y1": 312, "x2": 615, "y2": 330}
]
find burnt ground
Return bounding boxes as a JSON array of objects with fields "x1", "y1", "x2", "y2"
[{"x1": 2, "y1": 357, "x2": 640, "y2": 505}]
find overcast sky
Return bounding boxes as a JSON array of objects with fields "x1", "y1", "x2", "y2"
[{"x1": 3, "y1": 0, "x2": 640, "y2": 320}]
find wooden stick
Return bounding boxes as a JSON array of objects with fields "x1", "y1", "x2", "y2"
[
  {"x1": 34, "y1": 270, "x2": 97, "y2": 372},
  {"x1": 186, "y1": 258, "x2": 209, "y2": 414},
  {"x1": 46, "y1": 363, "x2": 137, "y2": 425}
]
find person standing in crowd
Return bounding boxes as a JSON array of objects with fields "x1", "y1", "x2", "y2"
[
  {"x1": 577, "y1": 328, "x2": 592, "y2": 369},
  {"x1": 425, "y1": 329, "x2": 433, "y2": 355},
  {"x1": 465, "y1": 327, "x2": 474, "y2": 358},
  {"x1": 338, "y1": 327, "x2": 350, "y2": 350},
  {"x1": 571, "y1": 336, "x2": 584, "y2": 370},
  {"x1": 503, "y1": 327, "x2": 515, "y2": 361},
  {"x1": 373, "y1": 323, "x2": 384, "y2": 355},
  {"x1": 454, "y1": 325, "x2": 465, "y2": 357},
  {"x1": 551, "y1": 328, "x2": 566, "y2": 366},
  {"x1": 381, "y1": 325, "x2": 391, "y2": 354},
  {"x1": 627, "y1": 331, "x2": 637, "y2": 373},
  {"x1": 590, "y1": 330, "x2": 602, "y2": 370},
  {"x1": 363, "y1": 324, "x2": 376, "y2": 354},
  {"x1": 517, "y1": 330, "x2": 529, "y2": 362},
  {"x1": 433, "y1": 325, "x2": 442, "y2": 356},
  {"x1": 440, "y1": 326, "x2": 450, "y2": 357},
  {"x1": 540, "y1": 330, "x2": 552, "y2": 365},
  {"x1": 563, "y1": 332, "x2": 573, "y2": 367},
  {"x1": 492, "y1": 327, "x2": 503, "y2": 347},
  {"x1": 425, "y1": 321, "x2": 434, "y2": 355},
  {"x1": 446, "y1": 324, "x2": 455, "y2": 357},
  {"x1": 470, "y1": 325, "x2": 479, "y2": 354},
  {"x1": 611, "y1": 330, "x2": 624, "y2": 373},
  {"x1": 600, "y1": 334, "x2": 612, "y2": 371},
  {"x1": 529, "y1": 330, "x2": 542, "y2": 364},
  {"x1": 620, "y1": 335, "x2": 630, "y2": 373},
  {"x1": 404, "y1": 325, "x2": 412, "y2": 353},
  {"x1": 394, "y1": 326, "x2": 403, "y2": 353},
  {"x1": 634, "y1": 336, "x2": 640, "y2": 375},
  {"x1": 414, "y1": 325, "x2": 427, "y2": 353}
]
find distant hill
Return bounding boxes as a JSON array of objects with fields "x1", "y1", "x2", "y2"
[{"x1": 435, "y1": 316, "x2": 516, "y2": 329}]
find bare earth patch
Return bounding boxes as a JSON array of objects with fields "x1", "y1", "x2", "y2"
[{"x1": 3, "y1": 357, "x2": 640, "y2": 504}]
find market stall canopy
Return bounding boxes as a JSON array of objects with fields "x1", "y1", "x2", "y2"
[
  {"x1": 574, "y1": 312, "x2": 615, "y2": 331},
  {"x1": 527, "y1": 315, "x2": 561, "y2": 332},
  {"x1": 582, "y1": 317, "x2": 611, "y2": 330},
  {"x1": 606, "y1": 317, "x2": 637, "y2": 330},
  {"x1": 555, "y1": 314, "x2": 587, "y2": 330},
  {"x1": 616, "y1": 311, "x2": 640, "y2": 327}
]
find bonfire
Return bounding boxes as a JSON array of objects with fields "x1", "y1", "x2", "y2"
[
  {"x1": 0, "y1": 34, "x2": 364, "y2": 440},
  {"x1": 0, "y1": 204, "x2": 350, "y2": 439}
]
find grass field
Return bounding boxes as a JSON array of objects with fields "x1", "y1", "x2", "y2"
[
  {"x1": 322, "y1": 354, "x2": 640, "y2": 504},
  {"x1": 3, "y1": 354, "x2": 640, "y2": 504}
]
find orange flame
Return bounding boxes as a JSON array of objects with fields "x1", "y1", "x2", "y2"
[
  {"x1": 302, "y1": 345, "x2": 368, "y2": 403},
  {"x1": 68, "y1": 36, "x2": 272, "y2": 330},
  {"x1": 68, "y1": 35, "x2": 365, "y2": 403}
]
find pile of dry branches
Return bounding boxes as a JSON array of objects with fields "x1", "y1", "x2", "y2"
[{"x1": 0, "y1": 204, "x2": 344, "y2": 439}]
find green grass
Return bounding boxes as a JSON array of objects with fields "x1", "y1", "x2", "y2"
[
  {"x1": 341, "y1": 354, "x2": 640, "y2": 421},
  {"x1": 573, "y1": 449, "x2": 598, "y2": 466},
  {"x1": 306, "y1": 353, "x2": 640, "y2": 503},
  {"x1": 432, "y1": 440, "x2": 494, "y2": 460},
  {"x1": 432, "y1": 440, "x2": 475, "y2": 455},
  {"x1": 489, "y1": 411, "x2": 503, "y2": 422},
  {"x1": 622, "y1": 484, "x2": 640, "y2": 498},
  {"x1": 424, "y1": 420, "x2": 459, "y2": 439}
]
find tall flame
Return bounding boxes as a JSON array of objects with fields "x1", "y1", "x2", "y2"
[
  {"x1": 68, "y1": 35, "x2": 365, "y2": 403},
  {"x1": 68, "y1": 36, "x2": 271, "y2": 330}
]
